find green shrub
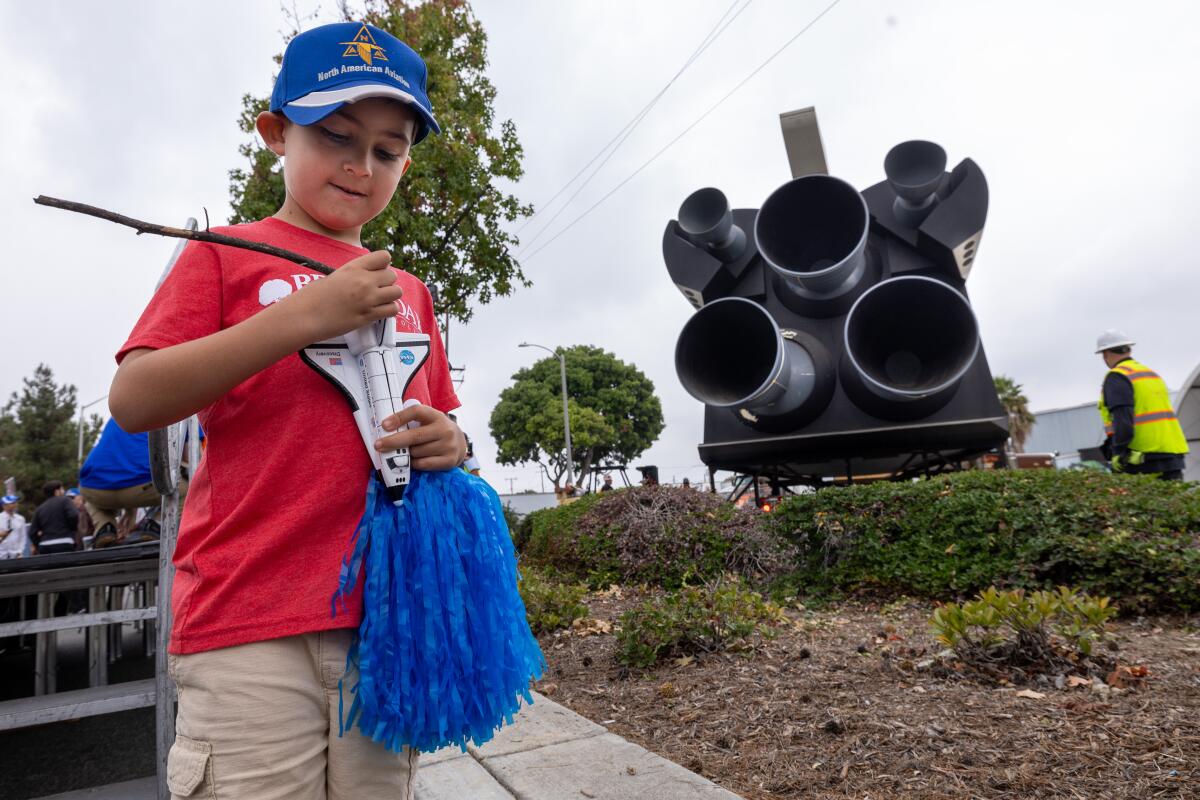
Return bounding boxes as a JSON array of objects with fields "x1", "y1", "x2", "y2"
[
  {"x1": 502, "y1": 503, "x2": 522, "y2": 535},
  {"x1": 522, "y1": 486, "x2": 796, "y2": 589},
  {"x1": 931, "y1": 586, "x2": 1117, "y2": 672},
  {"x1": 523, "y1": 493, "x2": 606, "y2": 574},
  {"x1": 504, "y1": 503, "x2": 531, "y2": 551},
  {"x1": 518, "y1": 565, "x2": 589, "y2": 634},
  {"x1": 769, "y1": 470, "x2": 1200, "y2": 612},
  {"x1": 615, "y1": 576, "x2": 784, "y2": 668}
]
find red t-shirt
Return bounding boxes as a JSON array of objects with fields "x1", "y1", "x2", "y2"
[{"x1": 118, "y1": 218, "x2": 459, "y2": 654}]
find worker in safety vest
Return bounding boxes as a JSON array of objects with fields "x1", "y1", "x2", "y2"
[{"x1": 1095, "y1": 330, "x2": 1188, "y2": 480}]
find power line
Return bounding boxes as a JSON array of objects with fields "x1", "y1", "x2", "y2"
[
  {"x1": 515, "y1": 0, "x2": 746, "y2": 236},
  {"x1": 514, "y1": 0, "x2": 752, "y2": 243},
  {"x1": 518, "y1": 0, "x2": 843, "y2": 263}
]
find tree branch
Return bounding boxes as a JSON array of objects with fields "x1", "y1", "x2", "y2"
[
  {"x1": 427, "y1": 197, "x2": 477, "y2": 264},
  {"x1": 33, "y1": 196, "x2": 335, "y2": 275},
  {"x1": 537, "y1": 458, "x2": 565, "y2": 489}
]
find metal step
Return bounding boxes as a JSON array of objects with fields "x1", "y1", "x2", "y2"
[
  {"x1": 0, "y1": 678, "x2": 156, "y2": 731},
  {"x1": 30, "y1": 777, "x2": 156, "y2": 800}
]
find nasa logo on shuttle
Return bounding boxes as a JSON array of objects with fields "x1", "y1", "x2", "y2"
[{"x1": 399, "y1": 350, "x2": 415, "y2": 365}]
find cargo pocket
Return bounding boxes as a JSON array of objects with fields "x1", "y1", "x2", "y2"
[{"x1": 167, "y1": 735, "x2": 214, "y2": 798}]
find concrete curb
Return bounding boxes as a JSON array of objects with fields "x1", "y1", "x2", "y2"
[{"x1": 417, "y1": 692, "x2": 744, "y2": 800}]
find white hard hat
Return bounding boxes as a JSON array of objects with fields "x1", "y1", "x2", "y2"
[{"x1": 1095, "y1": 329, "x2": 1135, "y2": 353}]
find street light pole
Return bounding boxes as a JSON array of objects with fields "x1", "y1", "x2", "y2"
[
  {"x1": 77, "y1": 394, "x2": 109, "y2": 466},
  {"x1": 519, "y1": 342, "x2": 574, "y2": 486}
]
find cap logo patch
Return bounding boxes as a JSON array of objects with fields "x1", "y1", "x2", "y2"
[{"x1": 340, "y1": 23, "x2": 388, "y2": 66}]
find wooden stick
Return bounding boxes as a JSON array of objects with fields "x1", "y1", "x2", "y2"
[{"x1": 33, "y1": 195, "x2": 335, "y2": 275}]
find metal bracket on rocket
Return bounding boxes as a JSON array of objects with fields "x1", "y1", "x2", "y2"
[{"x1": 300, "y1": 319, "x2": 431, "y2": 505}]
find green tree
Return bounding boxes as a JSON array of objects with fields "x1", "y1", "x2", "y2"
[
  {"x1": 490, "y1": 347, "x2": 664, "y2": 489},
  {"x1": 228, "y1": 0, "x2": 532, "y2": 324},
  {"x1": 993, "y1": 374, "x2": 1035, "y2": 453},
  {"x1": 0, "y1": 364, "x2": 102, "y2": 514}
]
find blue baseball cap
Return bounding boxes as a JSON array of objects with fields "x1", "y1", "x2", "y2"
[
  {"x1": 1, "y1": 494, "x2": 18, "y2": 504},
  {"x1": 270, "y1": 22, "x2": 440, "y2": 144},
  {"x1": 66, "y1": 488, "x2": 80, "y2": 497}
]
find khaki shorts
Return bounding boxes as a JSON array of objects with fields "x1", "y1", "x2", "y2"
[
  {"x1": 82, "y1": 481, "x2": 190, "y2": 533},
  {"x1": 167, "y1": 629, "x2": 418, "y2": 799}
]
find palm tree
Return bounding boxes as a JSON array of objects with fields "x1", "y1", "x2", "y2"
[{"x1": 993, "y1": 375, "x2": 1036, "y2": 453}]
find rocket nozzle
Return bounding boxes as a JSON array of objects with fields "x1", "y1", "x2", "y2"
[
  {"x1": 677, "y1": 187, "x2": 747, "y2": 263},
  {"x1": 755, "y1": 175, "x2": 870, "y2": 300}
]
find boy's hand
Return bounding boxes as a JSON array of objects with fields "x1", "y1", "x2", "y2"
[
  {"x1": 285, "y1": 250, "x2": 404, "y2": 343},
  {"x1": 375, "y1": 405, "x2": 467, "y2": 471}
]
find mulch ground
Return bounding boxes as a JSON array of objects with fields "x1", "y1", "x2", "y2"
[{"x1": 533, "y1": 588, "x2": 1200, "y2": 799}]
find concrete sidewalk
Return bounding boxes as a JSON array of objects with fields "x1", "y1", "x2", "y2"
[
  {"x1": 416, "y1": 692, "x2": 743, "y2": 800},
  {"x1": 34, "y1": 692, "x2": 743, "y2": 800}
]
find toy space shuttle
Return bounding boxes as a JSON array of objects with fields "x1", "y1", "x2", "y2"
[{"x1": 301, "y1": 317, "x2": 430, "y2": 505}]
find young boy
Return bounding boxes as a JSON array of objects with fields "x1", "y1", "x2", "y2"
[{"x1": 109, "y1": 22, "x2": 465, "y2": 799}]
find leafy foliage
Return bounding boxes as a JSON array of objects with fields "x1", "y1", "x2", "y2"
[
  {"x1": 518, "y1": 565, "x2": 589, "y2": 635},
  {"x1": 993, "y1": 375, "x2": 1035, "y2": 453},
  {"x1": 510, "y1": 508, "x2": 535, "y2": 552},
  {"x1": 522, "y1": 486, "x2": 796, "y2": 590},
  {"x1": 500, "y1": 502, "x2": 522, "y2": 537},
  {"x1": 228, "y1": 0, "x2": 531, "y2": 324},
  {"x1": 490, "y1": 346, "x2": 664, "y2": 489},
  {"x1": 0, "y1": 365, "x2": 102, "y2": 515},
  {"x1": 768, "y1": 470, "x2": 1200, "y2": 612},
  {"x1": 616, "y1": 576, "x2": 784, "y2": 669},
  {"x1": 930, "y1": 586, "x2": 1117, "y2": 683},
  {"x1": 522, "y1": 491, "x2": 604, "y2": 573}
]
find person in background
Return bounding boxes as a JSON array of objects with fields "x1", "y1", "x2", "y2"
[
  {"x1": 0, "y1": 494, "x2": 28, "y2": 559},
  {"x1": 681, "y1": 477, "x2": 691, "y2": 489},
  {"x1": 66, "y1": 488, "x2": 96, "y2": 548},
  {"x1": 461, "y1": 433, "x2": 481, "y2": 476},
  {"x1": 599, "y1": 474, "x2": 614, "y2": 492},
  {"x1": 79, "y1": 418, "x2": 166, "y2": 547},
  {"x1": 28, "y1": 481, "x2": 81, "y2": 554},
  {"x1": 557, "y1": 483, "x2": 580, "y2": 505},
  {"x1": 0, "y1": 494, "x2": 31, "y2": 650},
  {"x1": 1095, "y1": 330, "x2": 1189, "y2": 480}
]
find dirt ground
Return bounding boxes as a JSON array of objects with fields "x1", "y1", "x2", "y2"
[{"x1": 533, "y1": 588, "x2": 1199, "y2": 800}]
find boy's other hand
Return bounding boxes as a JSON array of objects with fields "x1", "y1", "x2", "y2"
[
  {"x1": 375, "y1": 405, "x2": 467, "y2": 471},
  {"x1": 288, "y1": 250, "x2": 404, "y2": 343}
]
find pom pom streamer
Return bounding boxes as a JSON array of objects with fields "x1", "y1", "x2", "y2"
[{"x1": 332, "y1": 468, "x2": 546, "y2": 753}]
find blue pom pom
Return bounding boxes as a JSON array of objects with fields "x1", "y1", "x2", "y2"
[{"x1": 332, "y1": 469, "x2": 546, "y2": 753}]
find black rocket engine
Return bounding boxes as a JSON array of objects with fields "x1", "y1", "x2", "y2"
[{"x1": 664, "y1": 139, "x2": 1008, "y2": 482}]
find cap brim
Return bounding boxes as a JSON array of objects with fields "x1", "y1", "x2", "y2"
[{"x1": 281, "y1": 82, "x2": 440, "y2": 144}]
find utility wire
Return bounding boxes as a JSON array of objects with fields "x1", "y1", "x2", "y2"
[
  {"x1": 518, "y1": 0, "x2": 843, "y2": 264},
  {"x1": 516, "y1": 0, "x2": 752, "y2": 253},
  {"x1": 514, "y1": 0, "x2": 751, "y2": 241},
  {"x1": 515, "y1": 0, "x2": 745, "y2": 235}
]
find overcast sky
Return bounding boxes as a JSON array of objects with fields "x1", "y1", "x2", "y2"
[{"x1": 2, "y1": 1, "x2": 1198, "y2": 492}]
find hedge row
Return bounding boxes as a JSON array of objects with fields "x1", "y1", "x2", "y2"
[
  {"x1": 517, "y1": 471, "x2": 1200, "y2": 613},
  {"x1": 767, "y1": 470, "x2": 1200, "y2": 612}
]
